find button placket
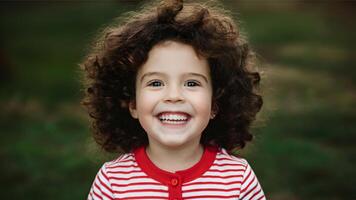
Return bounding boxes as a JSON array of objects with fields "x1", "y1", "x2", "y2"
[
  {"x1": 171, "y1": 178, "x2": 179, "y2": 186},
  {"x1": 168, "y1": 176, "x2": 182, "y2": 200}
]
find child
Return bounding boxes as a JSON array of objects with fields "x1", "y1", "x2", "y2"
[{"x1": 81, "y1": 0, "x2": 265, "y2": 199}]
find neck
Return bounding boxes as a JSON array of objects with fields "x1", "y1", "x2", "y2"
[{"x1": 146, "y1": 142, "x2": 204, "y2": 173}]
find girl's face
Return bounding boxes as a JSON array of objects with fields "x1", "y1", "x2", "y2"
[{"x1": 129, "y1": 40, "x2": 213, "y2": 150}]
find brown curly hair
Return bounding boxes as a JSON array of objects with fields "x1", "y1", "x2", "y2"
[{"x1": 80, "y1": 0, "x2": 263, "y2": 154}]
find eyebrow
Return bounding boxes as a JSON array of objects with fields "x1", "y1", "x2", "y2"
[{"x1": 140, "y1": 72, "x2": 209, "y2": 83}]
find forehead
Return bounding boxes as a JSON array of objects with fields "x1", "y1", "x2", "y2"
[{"x1": 137, "y1": 41, "x2": 210, "y2": 78}]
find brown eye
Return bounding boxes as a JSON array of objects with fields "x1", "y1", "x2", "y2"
[
  {"x1": 185, "y1": 80, "x2": 200, "y2": 87},
  {"x1": 148, "y1": 80, "x2": 163, "y2": 87}
]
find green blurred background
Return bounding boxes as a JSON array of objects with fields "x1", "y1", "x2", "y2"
[{"x1": 0, "y1": 0, "x2": 355, "y2": 199}]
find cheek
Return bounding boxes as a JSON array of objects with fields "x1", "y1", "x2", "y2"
[
  {"x1": 190, "y1": 92, "x2": 212, "y2": 115},
  {"x1": 136, "y1": 90, "x2": 159, "y2": 113}
]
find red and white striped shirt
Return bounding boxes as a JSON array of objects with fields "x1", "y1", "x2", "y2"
[{"x1": 88, "y1": 145, "x2": 266, "y2": 200}]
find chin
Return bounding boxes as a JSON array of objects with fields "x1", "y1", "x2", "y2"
[{"x1": 160, "y1": 140, "x2": 187, "y2": 148}]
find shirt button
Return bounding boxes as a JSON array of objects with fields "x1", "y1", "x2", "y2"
[{"x1": 171, "y1": 178, "x2": 179, "y2": 186}]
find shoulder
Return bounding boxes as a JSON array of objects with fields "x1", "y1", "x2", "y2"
[
  {"x1": 213, "y1": 148, "x2": 266, "y2": 199},
  {"x1": 101, "y1": 152, "x2": 138, "y2": 172},
  {"x1": 87, "y1": 152, "x2": 141, "y2": 200},
  {"x1": 213, "y1": 148, "x2": 249, "y2": 169},
  {"x1": 95, "y1": 152, "x2": 143, "y2": 186},
  {"x1": 105, "y1": 152, "x2": 136, "y2": 167},
  {"x1": 92, "y1": 152, "x2": 139, "y2": 181}
]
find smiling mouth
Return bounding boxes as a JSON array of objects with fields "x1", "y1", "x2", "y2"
[{"x1": 156, "y1": 112, "x2": 191, "y2": 125}]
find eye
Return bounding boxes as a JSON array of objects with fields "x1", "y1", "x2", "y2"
[
  {"x1": 185, "y1": 80, "x2": 201, "y2": 87},
  {"x1": 147, "y1": 80, "x2": 164, "y2": 87}
]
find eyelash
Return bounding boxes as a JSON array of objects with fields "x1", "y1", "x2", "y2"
[
  {"x1": 147, "y1": 80, "x2": 163, "y2": 87},
  {"x1": 147, "y1": 80, "x2": 201, "y2": 87},
  {"x1": 185, "y1": 80, "x2": 201, "y2": 87}
]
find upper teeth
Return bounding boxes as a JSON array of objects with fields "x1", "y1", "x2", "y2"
[{"x1": 159, "y1": 114, "x2": 188, "y2": 121}]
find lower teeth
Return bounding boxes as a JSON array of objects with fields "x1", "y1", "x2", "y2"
[{"x1": 161, "y1": 120, "x2": 187, "y2": 124}]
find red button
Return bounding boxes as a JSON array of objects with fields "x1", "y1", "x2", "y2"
[{"x1": 171, "y1": 178, "x2": 179, "y2": 186}]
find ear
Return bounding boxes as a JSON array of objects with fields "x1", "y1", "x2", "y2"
[
  {"x1": 210, "y1": 102, "x2": 219, "y2": 119},
  {"x1": 129, "y1": 100, "x2": 138, "y2": 119},
  {"x1": 210, "y1": 111, "x2": 217, "y2": 119}
]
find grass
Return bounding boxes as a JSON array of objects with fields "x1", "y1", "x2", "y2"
[{"x1": 0, "y1": 1, "x2": 355, "y2": 199}]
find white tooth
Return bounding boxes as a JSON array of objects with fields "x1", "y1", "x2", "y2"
[
  {"x1": 162, "y1": 120, "x2": 186, "y2": 124},
  {"x1": 159, "y1": 114, "x2": 188, "y2": 121}
]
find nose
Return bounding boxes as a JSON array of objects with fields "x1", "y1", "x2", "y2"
[{"x1": 163, "y1": 84, "x2": 185, "y2": 103}]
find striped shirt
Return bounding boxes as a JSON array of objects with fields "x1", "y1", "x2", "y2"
[{"x1": 88, "y1": 145, "x2": 266, "y2": 200}]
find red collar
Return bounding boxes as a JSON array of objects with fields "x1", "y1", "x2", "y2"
[{"x1": 134, "y1": 145, "x2": 218, "y2": 185}]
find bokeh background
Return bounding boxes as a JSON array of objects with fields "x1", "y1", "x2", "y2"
[{"x1": 1, "y1": 0, "x2": 355, "y2": 199}]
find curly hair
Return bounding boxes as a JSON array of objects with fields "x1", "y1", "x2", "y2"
[{"x1": 80, "y1": 0, "x2": 263, "y2": 154}]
